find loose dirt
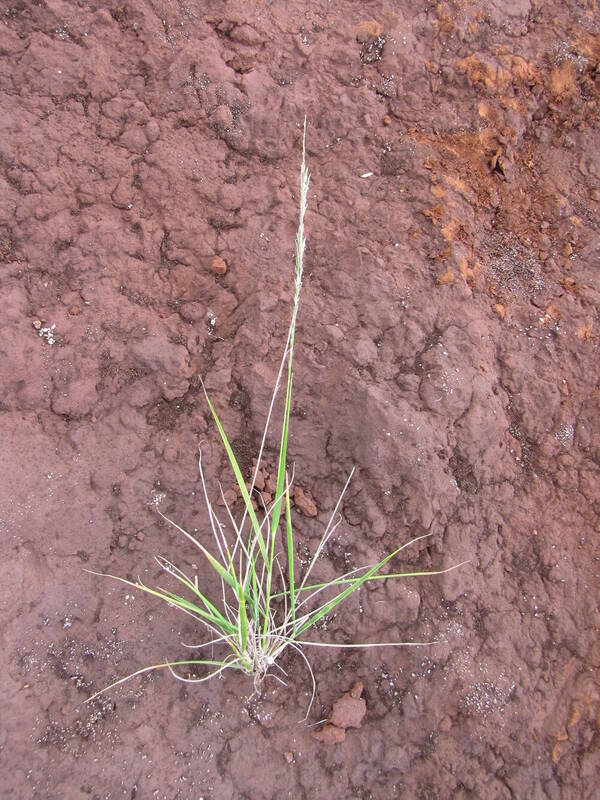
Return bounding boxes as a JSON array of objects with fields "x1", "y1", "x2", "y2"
[{"x1": 1, "y1": 2, "x2": 599, "y2": 798}]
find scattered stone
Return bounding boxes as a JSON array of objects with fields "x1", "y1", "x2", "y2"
[
  {"x1": 136, "y1": 531, "x2": 145, "y2": 541},
  {"x1": 354, "y1": 337, "x2": 379, "y2": 366},
  {"x1": 578, "y1": 322, "x2": 593, "y2": 341},
  {"x1": 349, "y1": 681, "x2": 363, "y2": 699},
  {"x1": 294, "y1": 486, "x2": 317, "y2": 517},
  {"x1": 217, "y1": 488, "x2": 238, "y2": 507},
  {"x1": 312, "y1": 681, "x2": 366, "y2": 745},
  {"x1": 312, "y1": 724, "x2": 347, "y2": 744},
  {"x1": 493, "y1": 303, "x2": 506, "y2": 319},
  {"x1": 330, "y1": 681, "x2": 366, "y2": 729},
  {"x1": 284, "y1": 751, "x2": 294, "y2": 764},
  {"x1": 32, "y1": 319, "x2": 42, "y2": 330},
  {"x1": 355, "y1": 19, "x2": 382, "y2": 43},
  {"x1": 68, "y1": 305, "x2": 80, "y2": 316},
  {"x1": 230, "y1": 23, "x2": 265, "y2": 46},
  {"x1": 437, "y1": 269, "x2": 455, "y2": 285},
  {"x1": 210, "y1": 255, "x2": 227, "y2": 276},
  {"x1": 258, "y1": 491, "x2": 272, "y2": 508},
  {"x1": 382, "y1": 115, "x2": 391, "y2": 126},
  {"x1": 145, "y1": 119, "x2": 160, "y2": 142}
]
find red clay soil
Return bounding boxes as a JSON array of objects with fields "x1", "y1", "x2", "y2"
[{"x1": 1, "y1": 2, "x2": 599, "y2": 798}]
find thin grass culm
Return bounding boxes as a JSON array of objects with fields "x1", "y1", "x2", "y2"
[{"x1": 86, "y1": 119, "x2": 468, "y2": 717}]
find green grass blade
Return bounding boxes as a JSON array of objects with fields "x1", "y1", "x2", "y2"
[
  {"x1": 202, "y1": 388, "x2": 267, "y2": 561},
  {"x1": 238, "y1": 584, "x2": 248, "y2": 650},
  {"x1": 155, "y1": 557, "x2": 234, "y2": 629},
  {"x1": 275, "y1": 562, "x2": 471, "y2": 599},
  {"x1": 285, "y1": 477, "x2": 296, "y2": 632},
  {"x1": 157, "y1": 586, "x2": 237, "y2": 635},
  {"x1": 250, "y1": 555, "x2": 260, "y2": 622},
  {"x1": 262, "y1": 123, "x2": 310, "y2": 636},
  {"x1": 202, "y1": 546, "x2": 242, "y2": 594},
  {"x1": 86, "y1": 569, "x2": 238, "y2": 635},
  {"x1": 140, "y1": 583, "x2": 235, "y2": 634},
  {"x1": 261, "y1": 272, "x2": 295, "y2": 641},
  {"x1": 268, "y1": 324, "x2": 295, "y2": 543},
  {"x1": 158, "y1": 511, "x2": 243, "y2": 594},
  {"x1": 295, "y1": 544, "x2": 408, "y2": 635}
]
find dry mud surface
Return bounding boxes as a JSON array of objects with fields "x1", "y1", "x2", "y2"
[{"x1": 1, "y1": 1, "x2": 600, "y2": 798}]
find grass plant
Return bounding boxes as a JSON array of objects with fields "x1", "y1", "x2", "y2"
[{"x1": 87, "y1": 120, "x2": 467, "y2": 715}]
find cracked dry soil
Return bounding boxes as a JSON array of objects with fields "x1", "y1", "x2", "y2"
[{"x1": 1, "y1": 2, "x2": 599, "y2": 798}]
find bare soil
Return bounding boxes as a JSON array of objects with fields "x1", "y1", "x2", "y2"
[{"x1": 1, "y1": 2, "x2": 599, "y2": 798}]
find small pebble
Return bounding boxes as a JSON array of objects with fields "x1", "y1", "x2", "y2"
[
  {"x1": 210, "y1": 255, "x2": 227, "y2": 276},
  {"x1": 294, "y1": 486, "x2": 317, "y2": 517},
  {"x1": 493, "y1": 303, "x2": 506, "y2": 320},
  {"x1": 259, "y1": 491, "x2": 272, "y2": 508},
  {"x1": 355, "y1": 19, "x2": 383, "y2": 43}
]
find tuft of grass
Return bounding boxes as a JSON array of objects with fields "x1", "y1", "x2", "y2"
[{"x1": 87, "y1": 119, "x2": 467, "y2": 716}]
